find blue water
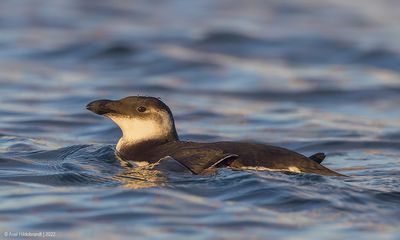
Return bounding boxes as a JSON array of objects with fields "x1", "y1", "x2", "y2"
[{"x1": 1, "y1": 0, "x2": 400, "y2": 239}]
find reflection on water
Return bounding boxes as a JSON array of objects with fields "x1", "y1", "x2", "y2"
[
  {"x1": 0, "y1": 0, "x2": 400, "y2": 239},
  {"x1": 115, "y1": 168, "x2": 166, "y2": 189}
]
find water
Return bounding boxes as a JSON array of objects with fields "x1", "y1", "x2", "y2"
[{"x1": 0, "y1": 0, "x2": 399, "y2": 239}]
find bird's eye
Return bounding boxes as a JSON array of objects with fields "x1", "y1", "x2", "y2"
[{"x1": 137, "y1": 106, "x2": 147, "y2": 113}]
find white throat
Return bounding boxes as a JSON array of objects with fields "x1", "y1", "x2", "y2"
[{"x1": 108, "y1": 114, "x2": 173, "y2": 152}]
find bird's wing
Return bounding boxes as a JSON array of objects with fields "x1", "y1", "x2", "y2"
[
  {"x1": 169, "y1": 146, "x2": 238, "y2": 174},
  {"x1": 152, "y1": 156, "x2": 193, "y2": 173}
]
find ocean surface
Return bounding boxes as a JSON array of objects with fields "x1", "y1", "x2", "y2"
[{"x1": 0, "y1": 0, "x2": 399, "y2": 239}]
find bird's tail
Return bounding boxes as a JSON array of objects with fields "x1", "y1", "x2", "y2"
[{"x1": 309, "y1": 152, "x2": 326, "y2": 164}]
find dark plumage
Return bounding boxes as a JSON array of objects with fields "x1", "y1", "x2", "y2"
[{"x1": 86, "y1": 96, "x2": 344, "y2": 176}]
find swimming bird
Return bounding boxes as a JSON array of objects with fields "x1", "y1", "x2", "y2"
[{"x1": 86, "y1": 96, "x2": 343, "y2": 176}]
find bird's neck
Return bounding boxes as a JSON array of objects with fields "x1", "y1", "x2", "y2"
[
  {"x1": 112, "y1": 116, "x2": 179, "y2": 152},
  {"x1": 116, "y1": 134, "x2": 177, "y2": 151},
  {"x1": 116, "y1": 138, "x2": 176, "y2": 163},
  {"x1": 110, "y1": 115, "x2": 179, "y2": 161}
]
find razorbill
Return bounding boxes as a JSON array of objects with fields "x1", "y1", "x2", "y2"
[{"x1": 86, "y1": 96, "x2": 344, "y2": 176}]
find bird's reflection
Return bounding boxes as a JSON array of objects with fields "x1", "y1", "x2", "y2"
[
  {"x1": 114, "y1": 167, "x2": 167, "y2": 189},
  {"x1": 112, "y1": 156, "x2": 168, "y2": 189}
]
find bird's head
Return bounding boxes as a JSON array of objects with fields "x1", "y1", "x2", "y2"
[{"x1": 86, "y1": 96, "x2": 178, "y2": 150}]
